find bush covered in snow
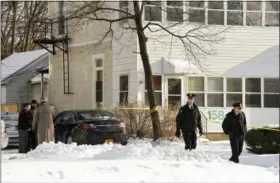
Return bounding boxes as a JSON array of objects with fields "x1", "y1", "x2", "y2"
[{"x1": 245, "y1": 128, "x2": 280, "y2": 154}]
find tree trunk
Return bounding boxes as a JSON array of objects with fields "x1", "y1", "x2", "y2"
[
  {"x1": 10, "y1": 1, "x2": 17, "y2": 54},
  {"x1": 133, "y1": 1, "x2": 161, "y2": 140}
]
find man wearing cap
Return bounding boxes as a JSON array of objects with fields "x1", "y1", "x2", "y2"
[
  {"x1": 222, "y1": 102, "x2": 247, "y2": 163},
  {"x1": 175, "y1": 93, "x2": 203, "y2": 150}
]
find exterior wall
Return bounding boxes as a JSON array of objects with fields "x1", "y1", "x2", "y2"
[
  {"x1": 2, "y1": 54, "x2": 49, "y2": 104},
  {"x1": 49, "y1": 43, "x2": 112, "y2": 111},
  {"x1": 31, "y1": 83, "x2": 48, "y2": 102},
  {"x1": 1, "y1": 85, "x2": 6, "y2": 104}
]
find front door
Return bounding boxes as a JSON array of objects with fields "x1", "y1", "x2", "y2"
[{"x1": 166, "y1": 77, "x2": 182, "y2": 109}]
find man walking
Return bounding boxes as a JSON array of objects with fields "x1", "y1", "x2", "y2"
[
  {"x1": 222, "y1": 102, "x2": 247, "y2": 163},
  {"x1": 29, "y1": 100, "x2": 38, "y2": 149},
  {"x1": 32, "y1": 99, "x2": 55, "y2": 145},
  {"x1": 18, "y1": 103, "x2": 32, "y2": 153},
  {"x1": 175, "y1": 93, "x2": 203, "y2": 150}
]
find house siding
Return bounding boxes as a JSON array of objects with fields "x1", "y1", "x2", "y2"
[{"x1": 31, "y1": 83, "x2": 48, "y2": 102}]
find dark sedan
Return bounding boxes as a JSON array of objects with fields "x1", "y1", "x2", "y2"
[{"x1": 54, "y1": 110, "x2": 128, "y2": 145}]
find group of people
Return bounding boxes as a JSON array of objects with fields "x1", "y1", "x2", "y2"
[
  {"x1": 175, "y1": 93, "x2": 247, "y2": 164},
  {"x1": 18, "y1": 99, "x2": 55, "y2": 153}
]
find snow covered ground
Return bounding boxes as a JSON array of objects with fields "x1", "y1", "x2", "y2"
[{"x1": 1, "y1": 138, "x2": 279, "y2": 182}]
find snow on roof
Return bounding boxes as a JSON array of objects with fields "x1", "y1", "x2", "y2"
[
  {"x1": 29, "y1": 74, "x2": 49, "y2": 84},
  {"x1": 1, "y1": 49, "x2": 47, "y2": 81}
]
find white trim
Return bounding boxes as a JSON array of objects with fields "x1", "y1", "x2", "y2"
[{"x1": 69, "y1": 38, "x2": 111, "y2": 48}]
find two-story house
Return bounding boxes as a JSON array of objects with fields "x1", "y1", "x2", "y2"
[{"x1": 37, "y1": 1, "x2": 279, "y2": 132}]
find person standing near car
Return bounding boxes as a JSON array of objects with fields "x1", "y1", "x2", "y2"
[
  {"x1": 29, "y1": 100, "x2": 38, "y2": 149},
  {"x1": 175, "y1": 93, "x2": 203, "y2": 150},
  {"x1": 18, "y1": 103, "x2": 32, "y2": 153},
  {"x1": 222, "y1": 102, "x2": 247, "y2": 163},
  {"x1": 32, "y1": 99, "x2": 54, "y2": 145}
]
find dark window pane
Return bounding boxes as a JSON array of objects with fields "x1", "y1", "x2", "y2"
[
  {"x1": 194, "y1": 93, "x2": 205, "y2": 107},
  {"x1": 207, "y1": 77, "x2": 223, "y2": 92},
  {"x1": 247, "y1": 1, "x2": 262, "y2": 11},
  {"x1": 246, "y1": 12, "x2": 262, "y2": 26},
  {"x1": 145, "y1": 92, "x2": 162, "y2": 106},
  {"x1": 228, "y1": 1, "x2": 243, "y2": 10},
  {"x1": 264, "y1": 78, "x2": 280, "y2": 93},
  {"x1": 226, "y1": 94, "x2": 242, "y2": 107},
  {"x1": 167, "y1": 1, "x2": 182, "y2": 6},
  {"x1": 78, "y1": 111, "x2": 113, "y2": 120},
  {"x1": 266, "y1": 1, "x2": 280, "y2": 11},
  {"x1": 189, "y1": 9, "x2": 205, "y2": 23},
  {"x1": 120, "y1": 92, "x2": 128, "y2": 105},
  {"x1": 246, "y1": 78, "x2": 261, "y2": 92},
  {"x1": 145, "y1": 6, "x2": 162, "y2": 21},
  {"x1": 208, "y1": 1, "x2": 223, "y2": 9},
  {"x1": 264, "y1": 94, "x2": 280, "y2": 108},
  {"x1": 96, "y1": 81, "x2": 103, "y2": 91},
  {"x1": 167, "y1": 7, "x2": 183, "y2": 22},
  {"x1": 189, "y1": 1, "x2": 204, "y2": 8},
  {"x1": 168, "y1": 79, "x2": 181, "y2": 94},
  {"x1": 245, "y1": 94, "x2": 261, "y2": 107},
  {"x1": 168, "y1": 96, "x2": 181, "y2": 108},
  {"x1": 96, "y1": 59, "x2": 103, "y2": 67},
  {"x1": 227, "y1": 78, "x2": 242, "y2": 92},
  {"x1": 120, "y1": 75, "x2": 129, "y2": 91},
  {"x1": 208, "y1": 10, "x2": 224, "y2": 25},
  {"x1": 145, "y1": 1, "x2": 161, "y2": 6},
  {"x1": 97, "y1": 70, "x2": 103, "y2": 81},
  {"x1": 265, "y1": 13, "x2": 279, "y2": 26},
  {"x1": 96, "y1": 91, "x2": 103, "y2": 102},
  {"x1": 227, "y1": 11, "x2": 243, "y2": 25},
  {"x1": 145, "y1": 75, "x2": 162, "y2": 90},
  {"x1": 188, "y1": 77, "x2": 204, "y2": 91},
  {"x1": 207, "y1": 94, "x2": 223, "y2": 107}
]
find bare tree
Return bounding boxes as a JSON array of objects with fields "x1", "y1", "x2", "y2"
[{"x1": 50, "y1": 1, "x2": 227, "y2": 140}]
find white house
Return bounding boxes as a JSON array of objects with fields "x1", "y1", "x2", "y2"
[{"x1": 44, "y1": 1, "x2": 279, "y2": 132}]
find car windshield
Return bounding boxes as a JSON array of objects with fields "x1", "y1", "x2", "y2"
[
  {"x1": 78, "y1": 110, "x2": 114, "y2": 120},
  {"x1": 1, "y1": 113, "x2": 19, "y2": 121}
]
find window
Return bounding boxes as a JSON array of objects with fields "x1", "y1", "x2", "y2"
[
  {"x1": 245, "y1": 78, "x2": 261, "y2": 107},
  {"x1": 265, "y1": 1, "x2": 279, "y2": 27},
  {"x1": 226, "y1": 78, "x2": 242, "y2": 107},
  {"x1": 120, "y1": 75, "x2": 129, "y2": 105},
  {"x1": 166, "y1": 1, "x2": 183, "y2": 22},
  {"x1": 227, "y1": 1, "x2": 243, "y2": 25},
  {"x1": 119, "y1": 1, "x2": 129, "y2": 24},
  {"x1": 264, "y1": 78, "x2": 279, "y2": 108},
  {"x1": 246, "y1": 1, "x2": 262, "y2": 26},
  {"x1": 78, "y1": 111, "x2": 114, "y2": 120},
  {"x1": 168, "y1": 78, "x2": 182, "y2": 108},
  {"x1": 188, "y1": 76, "x2": 205, "y2": 106},
  {"x1": 207, "y1": 77, "x2": 223, "y2": 107},
  {"x1": 145, "y1": 75, "x2": 162, "y2": 106},
  {"x1": 59, "y1": 113, "x2": 75, "y2": 124},
  {"x1": 58, "y1": 1, "x2": 65, "y2": 35},
  {"x1": 144, "y1": 1, "x2": 162, "y2": 22},
  {"x1": 95, "y1": 58, "x2": 103, "y2": 107},
  {"x1": 208, "y1": 1, "x2": 224, "y2": 25},
  {"x1": 188, "y1": 1, "x2": 205, "y2": 23}
]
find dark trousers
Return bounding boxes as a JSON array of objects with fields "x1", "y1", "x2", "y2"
[
  {"x1": 183, "y1": 131, "x2": 197, "y2": 150},
  {"x1": 29, "y1": 131, "x2": 37, "y2": 150},
  {"x1": 18, "y1": 129, "x2": 29, "y2": 153},
  {"x1": 229, "y1": 135, "x2": 244, "y2": 162}
]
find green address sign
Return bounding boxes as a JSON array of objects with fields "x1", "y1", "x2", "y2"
[{"x1": 207, "y1": 110, "x2": 225, "y2": 121}]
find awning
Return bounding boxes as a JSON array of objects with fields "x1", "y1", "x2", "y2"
[
  {"x1": 223, "y1": 45, "x2": 279, "y2": 78},
  {"x1": 142, "y1": 58, "x2": 202, "y2": 75}
]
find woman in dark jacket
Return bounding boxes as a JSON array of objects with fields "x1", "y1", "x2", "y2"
[{"x1": 18, "y1": 103, "x2": 32, "y2": 153}]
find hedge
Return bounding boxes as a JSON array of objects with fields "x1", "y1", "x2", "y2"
[{"x1": 245, "y1": 128, "x2": 280, "y2": 154}]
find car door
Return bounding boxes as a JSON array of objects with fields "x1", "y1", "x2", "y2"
[{"x1": 54, "y1": 112, "x2": 76, "y2": 142}]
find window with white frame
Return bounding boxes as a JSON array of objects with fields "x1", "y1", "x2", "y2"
[
  {"x1": 226, "y1": 78, "x2": 243, "y2": 107},
  {"x1": 265, "y1": 1, "x2": 279, "y2": 27},
  {"x1": 168, "y1": 78, "x2": 182, "y2": 108},
  {"x1": 264, "y1": 78, "x2": 279, "y2": 108},
  {"x1": 227, "y1": 1, "x2": 243, "y2": 25},
  {"x1": 119, "y1": 1, "x2": 129, "y2": 24},
  {"x1": 188, "y1": 76, "x2": 205, "y2": 107},
  {"x1": 95, "y1": 59, "x2": 103, "y2": 108},
  {"x1": 145, "y1": 75, "x2": 162, "y2": 106},
  {"x1": 246, "y1": 1, "x2": 262, "y2": 26},
  {"x1": 208, "y1": 1, "x2": 224, "y2": 25},
  {"x1": 188, "y1": 1, "x2": 205, "y2": 23},
  {"x1": 58, "y1": 1, "x2": 65, "y2": 35},
  {"x1": 144, "y1": 1, "x2": 162, "y2": 22},
  {"x1": 207, "y1": 77, "x2": 223, "y2": 107},
  {"x1": 166, "y1": 1, "x2": 183, "y2": 22},
  {"x1": 119, "y1": 75, "x2": 129, "y2": 106},
  {"x1": 245, "y1": 78, "x2": 261, "y2": 107}
]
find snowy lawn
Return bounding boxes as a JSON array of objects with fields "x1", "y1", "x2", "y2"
[{"x1": 1, "y1": 138, "x2": 279, "y2": 182}]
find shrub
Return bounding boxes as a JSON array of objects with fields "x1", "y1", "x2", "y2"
[{"x1": 245, "y1": 128, "x2": 280, "y2": 154}]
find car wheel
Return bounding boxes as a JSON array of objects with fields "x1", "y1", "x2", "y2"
[{"x1": 121, "y1": 141, "x2": 128, "y2": 146}]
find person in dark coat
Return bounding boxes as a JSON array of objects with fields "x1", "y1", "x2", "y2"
[
  {"x1": 29, "y1": 100, "x2": 38, "y2": 149},
  {"x1": 175, "y1": 93, "x2": 203, "y2": 150},
  {"x1": 222, "y1": 102, "x2": 247, "y2": 163},
  {"x1": 18, "y1": 103, "x2": 32, "y2": 153}
]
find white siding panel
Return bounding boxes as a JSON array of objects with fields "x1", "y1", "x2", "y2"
[{"x1": 1, "y1": 86, "x2": 6, "y2": 104}]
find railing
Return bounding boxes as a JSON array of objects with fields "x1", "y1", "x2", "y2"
[{"x1": 200, "y1": 110, "x2": 208, "y2": 134}]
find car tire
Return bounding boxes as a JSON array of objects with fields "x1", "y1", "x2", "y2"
[{"x1": 121, "y1": 141, "x2": 128, "y2": 146}]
